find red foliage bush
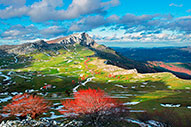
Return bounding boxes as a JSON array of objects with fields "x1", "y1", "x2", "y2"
[
  {"x1": 3, "y1": 93, "x2": 50, "y2": 119},
  {"x1": 94, "y1": 71, "x2": 100, "y2": 75},
  {"x1": 80, "y1": 75, "x2": 87, "y2": 81},
  {"x1": 108, "y1": 74, "x2": 112, "y2": 78},
  {"x1": 72, "y1": 80, "x2": 75, "y2": 84},
  {"x1": 59, "y1": 88, "x2": 119, "y2": 115},
  {"x1": 59, "y1": 88, "x2": 128, "y2": 126}
]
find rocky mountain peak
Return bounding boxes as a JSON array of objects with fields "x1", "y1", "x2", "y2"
[
  {"x1": 0, "y1": 33, "x2": 97, "y2": 55},
  {"x1": 47, "y1": 32, "x2": 95, "y2": 47}
]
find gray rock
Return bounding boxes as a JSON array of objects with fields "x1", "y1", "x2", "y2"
[{"x1": 0, "y1": 33, "x2": 95, "y2": 56}]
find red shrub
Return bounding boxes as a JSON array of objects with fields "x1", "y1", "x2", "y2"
[
  {"x1": 3, "y1": 93, "x2": 50, "y2": 119},
  {"x1": 59, "y1": 88, "x2": 118, "y2": 115},
  {"x1": 108, "y1": 74, "x2": 112, "y2": 78},
  {"x1": 59, "y1": 88, "x2": 128, "y2": 126},
  {"x1": 95, "y1": 71, "x2": 100, "y2": 74},
  {"x1": 72, "y1": 80, "x2": 75, "y2": 84},
  {"x1": 42, "y1": 84, "x2": 52, "y2": 89},
  {"x1": 80, "y1": 75, "x2": 88, "y2": 81},
  {"x1": 84, "y1": 58, "x2": 91, "y2": 66}
]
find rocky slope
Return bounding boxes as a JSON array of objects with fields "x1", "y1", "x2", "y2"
[
  {"x1": 0, "y1": 40, "x2": 50, "y2": 55},
  {"x1": 47, "y1": 33, "x2": 95, "y2": 47}
]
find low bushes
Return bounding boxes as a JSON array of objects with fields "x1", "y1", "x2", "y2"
[
  {"x1": 59, "y1": 88, "x2": 129, "y2": 127},
  {"x1": 3, "y1": 93, "x2": 50, "y2": 119}
]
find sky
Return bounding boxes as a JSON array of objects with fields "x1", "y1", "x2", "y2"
[{"x1": 0, "y1": 0, "x2": 191, "y2": 47}]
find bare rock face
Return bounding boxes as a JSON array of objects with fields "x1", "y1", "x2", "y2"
[
  {"x1": 0, "y1": 40, "x2": 49, "y2": 55},
  {"x1": 8, "y1": 40, "x2": 50, "y2": 55},
  {"x1": 47, "y1": 33, "x2": 95, "y2": 47},
  {"x1": 0, "y1": 33, "x2": 96, "y2": 55}
]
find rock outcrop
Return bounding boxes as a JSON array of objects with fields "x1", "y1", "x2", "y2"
[
  {"x1": 0, "y1": 116, "x2": 83, "y2": 127},
  {"x1": 47, "y1": 33, "x2": 95, "y2": 47},
  {"x1": 8, "y1": 40, "x2": 50, "y2": 55},
  {"x1": 0, "y1": 33, "x2": 97, "y2": 55}
]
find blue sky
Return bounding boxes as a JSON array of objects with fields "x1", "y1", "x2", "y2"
[{"x1": 0, "y1": 0, "x2": 191, "y2": 47}]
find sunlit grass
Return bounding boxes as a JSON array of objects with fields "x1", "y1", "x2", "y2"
[
  {"x1": 133, "y1": 90, "x2": 175, "y2": 102},
  {"x1": 1, "y1": 44, "x2": 191, "y2": 120}
]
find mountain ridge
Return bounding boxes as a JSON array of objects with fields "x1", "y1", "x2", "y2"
[{"x1": 0, "y1": 33, "x2": 156, "y2": 74}]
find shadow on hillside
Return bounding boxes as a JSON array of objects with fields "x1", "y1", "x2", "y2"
[
  {"x1": 0, "y1": 49, "x2": 33, "y2": 70},
  {"x1": 130, "y1": 91, "x2": 191, "y2": 127},
  {"x1": 79, "y1": 79, "x2": 168, "y2": 99},
  {"x1": 91, "y1": 48, "x2": 191, "y2": 80},
  {"x1": 0, "y1": 70, "x2": 80, "y2": 97},
  {"x1": 90, "y1": 47, "x2": 156, "y2": 73},
  {"x1": 155, "y1": 67, "x2": 191, "y2": 79}
]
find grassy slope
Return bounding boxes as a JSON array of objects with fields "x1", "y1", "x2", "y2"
[{"x1": 1, "y1": 44, "x2": 191, "y2": 122}]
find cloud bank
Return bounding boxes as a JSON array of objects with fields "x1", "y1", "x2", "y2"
[{"x1": 0, "y1": 0, "x2": 191, "y2": 43}]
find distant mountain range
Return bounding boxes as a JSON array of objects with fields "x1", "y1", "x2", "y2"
[
  {"x1": 113, "y1": 47, "x2": 191, "y2": 63},
  {"x1": 114, "y1": 47, "x2": 191, "y2": 79}
]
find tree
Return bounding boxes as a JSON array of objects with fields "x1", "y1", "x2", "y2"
[
  {"x1": 59, "y1": 88, "x2": 128, "y2": 126},
  {"x1": 3, "y1": 93, "x2": 50, "y2": 119}
]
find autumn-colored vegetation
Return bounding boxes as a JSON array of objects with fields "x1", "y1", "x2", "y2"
[
  {"x1": 60, "y1": 88, "x2": 118, "y2": 115},
  {"x1": 59, "y1": 88, "x2": 128, "y2": 126},
  {"x1": 148, "y1": 61, "x2": 191, "y2": 76},
  {"x1": 84, "y1": 57, "x2": 91, "y2": 70},
  {"x1": 72, "y1": 80, "x2": 75, "y2": 84},
  {"x1": 0, "y1": 115, "x2": 3, "y2": 123},
  {"x1": 3, "y1": 93, "x2": 50, "y2": 119}
]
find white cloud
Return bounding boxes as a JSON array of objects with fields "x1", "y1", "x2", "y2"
[
  {"x1": 69, "y1": 14, "x2": 119, "y2": 32},
  {"x1": 69, "y1": 15, "x2": 106, "y2": 31},
  {"x1": 187, "y1": 9, "x2": 191, "y2": 13},
  {"x1": 169, "y1": 3, "x2": 183, "y2": 7},
  {"x1": 63, "y1": 0, "x2": 104, "y2": 19},
  {"x1": 1, "y1": 24, "x2": 69, "y2": 40},
  {"x1": 1, "y1": 24, "x2": 39, "y2": 40},
  {"x1": 0, "y1": 0, "x2": 26, "y2": 7},
  {"x1": 107, "y1": 15, "x2": 120, "y2": 23},
  {"x1": 0, "y1": 6, "x2": 28, "y2": 19},
  {"x1": 91, "y1": 30, "x2": 191, "y2": 43},
  {"x1": 0, "y1": 0, "x2": 119, "y2": 22},
  {"x1": 176, "y1": 16, "x2": 191, "y2": 20},
  {"x1": 28, "y1": 0, "x2": 64, "y2": 22},
  {"x1": 101, "y1": 0, "x2": 120, "y2": 9},
  {"x1": 40, "y1": 26, "x2": 68, "y2": 38}
]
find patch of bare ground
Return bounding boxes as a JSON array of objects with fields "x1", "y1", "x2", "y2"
[{"x1": 89, "y1": 58, "x2": 137, "y2": 75}]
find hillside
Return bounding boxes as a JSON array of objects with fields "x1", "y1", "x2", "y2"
[
  {"x1": 114, "y1": 47, "x2": 191, "y2": 79},
  {"x1": 0, "y1": 33, "x2": 191, "y2": 126}
]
